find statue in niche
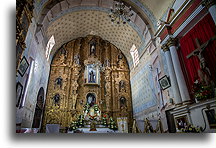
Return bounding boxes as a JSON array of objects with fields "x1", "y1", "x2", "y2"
[
  {"x1": 120, "y1": 97, "x2": 127, "y2": 108},
  {"x1": 61, "y1": 47, "x2": 67, "y2": 56},
  {"x1": 74, "y1": 54, "x2": 80, "y2": 65},
  {"x1": 118, "y1": 52, "x2": 123, "y2": 60},
  {"x1": 87, "y1": 93, "x2": 96, "y2": 107},
  {"x1": 104, "y1": 59, "x2": 110, "y2": 67},
  {"x1": 90, "y1": 43, "x2": 96, "y2": 56},
  {"x1": 117, "y1": 52, "x2": 125, "y2": 69},
  {"x1": 54, "y1": 76, "x2": 63, "y2": 89},
  {"x1": 89, "y1": 38, "x2": 97, "y2": 56},
  {"x1": 88, "y1": 70, "x2": 96, "y2": 83},
  {"x1": 53, "y1": 94, "x2": 60, "y2": 106},
  {"x1": 58, "y1": 47, "x2": 67, "y2": 64},
  {"x1": 119, "y1": 80, "x2": 126, "y2": 92}
]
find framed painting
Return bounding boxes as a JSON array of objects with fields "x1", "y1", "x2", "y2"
[
  {"x1": 16, "y1": 82, "x2": 23, "y2": 107},
  {"x1": 18, "y1": 56, "x2": 29, "y2": 77},
  {"x1": 158, "y1": 75, "x2": 171, "y2": 90},
  {"x1": 175, "y1": 116, "x2": 188, "y2": 130},
  {"x1": 205, "y1": 109, "x2": 216, "y2": 129}
]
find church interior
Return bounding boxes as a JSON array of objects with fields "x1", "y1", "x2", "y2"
[{"x1": 16, "y1": 0, "x2": 216, "y2": 133}]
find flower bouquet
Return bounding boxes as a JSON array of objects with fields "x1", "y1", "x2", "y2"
[
  {"x1": 181, "y1": 124, "x2": 203, "y2": 133},
  {"x1": 192, "y1": 80, "x2": 214, "y2": 102}
]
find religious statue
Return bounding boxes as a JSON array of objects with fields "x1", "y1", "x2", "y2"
[
  {"x1": 52, "y1": 94, "x2": 60, "y2": 106},
  {"x1": 119, "y1": 80, "x2": 126, "y2": 92},
  {"x1": 90, "y1": 43, "x2": 96, "y2": 56},
  {"x1": 187, "y1": 37, "x2": 216, "y2": 85},
  {"x1": 74, "y1": 54, "x2": 80, "y2": 65},
  {"x1": 89, "y1": 70, "x2": 96, "y2": 83},
  {"x1": 104, "y1": 59, "x2": 110, "y2": 67},
  {"x1": 132, "y1": 118, "x2": 141, "y2": 133},
  {"x1": 58, "y1": 48, "x2": 67, "y2": 65},
  {"x1": 143, "y1": 118, "x2": 154, "y2": 133},
  {"x1": 118, "y1": 52, "x2": 123, "y2": 60},
  {"x1": 54, "y1": 76, "x2": 63, "y2": 89},
  {"x1": 87, "y1": 93, "x2": 95, "y2": 107},
  {"x1": 155, "y1": 118, "x2": 164, "y2": 133},
  {"x1": 120, "y1": 97, "x2": 127, "y2": 108}
]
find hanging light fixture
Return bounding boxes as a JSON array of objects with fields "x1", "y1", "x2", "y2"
[{"x1": 109, "y1": 0, "x2": 134, "y2": 24}]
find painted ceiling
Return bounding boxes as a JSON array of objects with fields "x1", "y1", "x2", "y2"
[
  {"x1": 46, "y1": 10, "x2": 142, "y2": 61},
  {"x1": 34, "y1": 0, "x2": 173, "y2": 64}
]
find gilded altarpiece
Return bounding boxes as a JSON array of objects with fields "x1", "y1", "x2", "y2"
[{"x1": 42, "y1": 36, "x2": 133, "y2": 132}]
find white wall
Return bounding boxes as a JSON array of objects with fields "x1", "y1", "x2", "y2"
[{"x1": 16, "y1": 17, "x2": 51, "y2": 128}]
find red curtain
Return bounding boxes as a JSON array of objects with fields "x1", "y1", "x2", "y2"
[{"x1": 179, "y1": 14, "x2": 216, "y2": 91}]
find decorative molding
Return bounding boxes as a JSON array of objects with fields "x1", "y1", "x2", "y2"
[
  {"x1": 201, "y1": 0, "x2": 216, "y2": 9},
  {"x1": 166, "y1": 37, "x2": 177, "y2": 47},
  {"x1": 161, "y1": 44, "x2": 169, "y2": 52}
]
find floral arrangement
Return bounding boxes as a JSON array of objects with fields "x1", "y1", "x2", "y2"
[
  {"x1": 108, "y1": 117, "x2": 118, "y2": 130},
  {"x1": 69, "y1": 121, "x2": 78, "y2": 131},
  {"x1": 181, "y1": 124, "x2": 203, "y2": 133},
  {"x1": 101, "y1": 114, "x2": 108, "y2": 126},
  {"x1": 192, "y1": 80, "x2": 214, "y2": 101}
]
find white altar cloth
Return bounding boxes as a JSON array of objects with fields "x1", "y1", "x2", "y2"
[{"x1": 68, "y1": 127, "x2": 118, "y2": 133}]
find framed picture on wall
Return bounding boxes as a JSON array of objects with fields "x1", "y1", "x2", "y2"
[
  {"x1": 18, "y1": 56, "x2": 29, "y2": 77},
  {"x1": 175, "y1": 116, "x2": 188, "y2": 130},
  {"x1": 16, "y1": 82, "x2": 23, "y2": 107},
  {"x1": 158, "y1": 75, "x2": 171, "y2": 90},
  {"x1": 205, "y1": 109, "x2": 216, "y2": 129}
]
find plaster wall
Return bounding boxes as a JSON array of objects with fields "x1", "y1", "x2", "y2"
[{"x1": 16, "y1": 17, "x2": 50, "y2": 128}]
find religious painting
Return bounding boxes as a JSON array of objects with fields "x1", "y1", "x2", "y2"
[
  {"x1": 175, "y1": 116, "x2": 188, "y2": 130},
  {"x1": 117, "y1": 117, "x2": 128, "y2": 133},
  {"x1": 158, "y1": 75, "x2": 171, "y2": 90},
  {"x1": 18, "y1": 56, "x2": 29, "y2": 77},
  {"x1": 85, "y1": 64, "x2": 99, "y2": 84},
  {"x1": 16, "y1": 82, "x2": 23, "y2": 107},
  {"x1": 205, "y1": 109, "x2": 216, "y2": 129}
]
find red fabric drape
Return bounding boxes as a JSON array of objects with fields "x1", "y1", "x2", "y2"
[{"x1": 179, "y1": 14, "x2": 216, "y2": 91}]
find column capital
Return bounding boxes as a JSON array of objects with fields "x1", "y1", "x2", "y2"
[
  {"x1": 202, "y1": 0, "x2": 216, "y2": 9},
  {"x1": 167, "y1": 37, "x2": 177, "y2": 47},
  {"x1": 161, "y1": 44, "x2": 169, "y2": 52}
]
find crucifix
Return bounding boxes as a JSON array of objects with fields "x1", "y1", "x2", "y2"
[{"x1": 186, "y1": 36, "x2": 215, "y2": 83}]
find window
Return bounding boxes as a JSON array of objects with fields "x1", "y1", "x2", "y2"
[
  {"x1": 45, "y1": 35, "x2": 55, "y2": 60},
  {"x1": 130, "y1": 44, "x2": 139, "y2": 67}
]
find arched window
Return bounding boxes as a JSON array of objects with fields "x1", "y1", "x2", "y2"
[
  {"x1": 45, "y1": 35, "x2": 55, "y2": 60},
  {"x1": 130, "y1": 44, "x2": 139, "y2": 67}
]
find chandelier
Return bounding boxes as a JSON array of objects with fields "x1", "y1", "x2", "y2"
[{"x1": 109, "y1": 0, "x2": 134, "y2": 24}]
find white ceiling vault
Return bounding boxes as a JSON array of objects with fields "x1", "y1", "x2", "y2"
[
  {"x1": 46, "y1": 10, "x2": 142, "y2": 61},
  {"x1": 34, "y1": 0, "x2": 170, "y2": 64}
]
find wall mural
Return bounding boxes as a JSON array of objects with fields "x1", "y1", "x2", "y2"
[{"x1": 42, "y1": 35, "x2": 133, "y2": 132}]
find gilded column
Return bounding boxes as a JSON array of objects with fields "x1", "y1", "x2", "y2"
[
  {"x1": 161, "y1": 44, "x2": 182, "y2": 105},
  {"x1": 202, "y1": 0, "x2": 216, "y2": 24},
  {"x1": 167, "y1": 37, "x2": 190, "y2": 104}
]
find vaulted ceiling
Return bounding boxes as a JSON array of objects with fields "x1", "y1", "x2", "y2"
[
  {"x1": 138, "y1": 0, "x2": 175, "y2": 20},
  {"x1": 46, "y1": 10, "x2": 142, "y2": 61},
  {"x1": 34, "y1": 0, "x2": 173, "y2": 64}
]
